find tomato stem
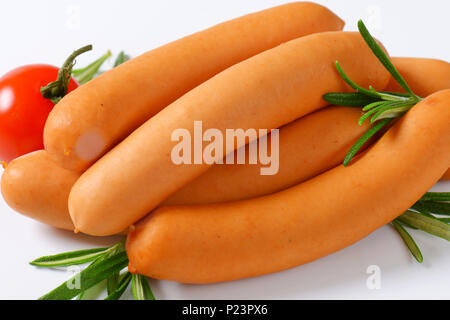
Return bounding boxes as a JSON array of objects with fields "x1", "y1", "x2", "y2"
[{"x1": 40, "y1": 45, "x2": 92, "y2": 104}]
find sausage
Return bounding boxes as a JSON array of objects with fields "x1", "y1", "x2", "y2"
[
  {"x1": 386, "y1": 57, "x2": 450, "y2": 180},
  {"x1": 44, "y1": 2, "x2": 345, "y2": 172},
  {"x1": 1, "y1": 151, "x2": 76, "y2": 230},
  {"x1": 126, "y1": 90, "x2": 450, "y2": 284},
  {"x1": 385, "y1": 57, "x2": 450, "y2": 97},
  {"x1": 163, "y1": 106, "x2": 371, "y2": 205},
  {"x1": 68, "y1": 31, "x2": 391, "y2": 236}
]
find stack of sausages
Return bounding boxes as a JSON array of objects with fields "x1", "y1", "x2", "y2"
[{"x1": 2, "y1": 2, "x2": 449, "y2": 283}]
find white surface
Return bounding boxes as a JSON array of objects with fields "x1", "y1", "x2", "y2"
[{"x1": 0, "y1": 0, "x2": 449, "y2": 300}]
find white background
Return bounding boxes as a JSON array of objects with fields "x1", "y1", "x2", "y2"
[{"x1": 0, "y1": 0, "x2": 449, "y2": 300}]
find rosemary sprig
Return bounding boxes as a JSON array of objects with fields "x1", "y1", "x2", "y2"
[
  {"x1": 420, "y1": 192, "x2": 450, "y2": 202},
  {"x1": 411, "y1": 202, "x2": 433, "y2": 216},
  {"x1": 107, "y1": 272, "x2": 120, "y2": 296},
  {"x1": 397, "y1": 210, "x2": 450, "y2": 241},
  {"x1": 392, "y1": 192, "x2": 450, "y2": 261},
  {"x1": 30, "y1": 239, "x2": 124, "y2": 268},
  {"x1": 77, "y1": 281, "x2": 107, "y2": 300},
  {"x1": 320, "y1": 92, "x2": 377, "y2": 107},
  {"x1": 38, "y1": 250, "x2": 129, "y2": 300},
  {"x1": 72, "y1": 50, "x2": 112, "y2": 84},
  {"x1": 30, "y1": 247, "x2": 109, "y2": 267},
  {"x1": 105, "y1": 272, "x2": 132, "y2": 300},
  {"x1": 132, "y1": 274, "x2": 155, "y2": 300},
  {"x1": 32, "y1": 239, "x2": 155, "y2": 300},
  {"x1": 415, "y1": 201, "x2": 450, "y2": 216},
  {"x1": 113, "y1": 51, "x2": 130, "y2": 67},
  {"x1": 343, "y1": 118, "x2": 392, "y2": 166},
  {"x1": 323, "y1": 20, "x2": 423, "y2": 166},
  {"x1": 357, "y1": 21, "x2": 418, "y2": 98},
  {"x1": 391, "y1": 220, "x2": 423, "y2": 263}
]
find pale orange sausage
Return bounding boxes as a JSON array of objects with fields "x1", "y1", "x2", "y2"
[
  {"x1": 69, "y1": 31, "x2": 391, "y2": 236},
  {"x1": 0, "y1": 106, "x2": 368, "y2": 230},
  {"x1": 386, "y1": 57, "x2": 450, "y2": 97},
  {"x1": 165, "y1": 57, "x2": 450, "y2": 201},
  {"x1": 44, "y1": 2, "x2": 345, "y2": 172},
  {"x1": 2, "y1": 101, "x2": 441, "y2": 231},
  {"x1": 4, "y1": 57, "x2": 448, "y2": 230},
  {"x1": 1, "y1": 151, "x2": 76, "y2": 230},
  {"x1": 386, "y1": 57, "x2": 450, "y2": 180},
  {"x1": 0, "y1": 150, "x2": 128, "y2": 235},
  {"x1": 126, "y1": 90, "x2": 450, "y2": 284},
  {"x1": 163, "y1": 106, "x2": 371, "y2": 205}
]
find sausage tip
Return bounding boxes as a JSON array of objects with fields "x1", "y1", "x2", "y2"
[{"x1": 128, "y1": 262, "x2": 138, "y2": 274}]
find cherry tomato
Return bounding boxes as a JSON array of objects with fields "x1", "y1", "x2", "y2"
[{"x1": 0, "y1": 65, "x2": 78, "y2": 162}]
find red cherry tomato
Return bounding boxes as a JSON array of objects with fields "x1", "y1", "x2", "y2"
[{"x1": 0, "y1": 65, "x2": 78, "y2": 162}]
